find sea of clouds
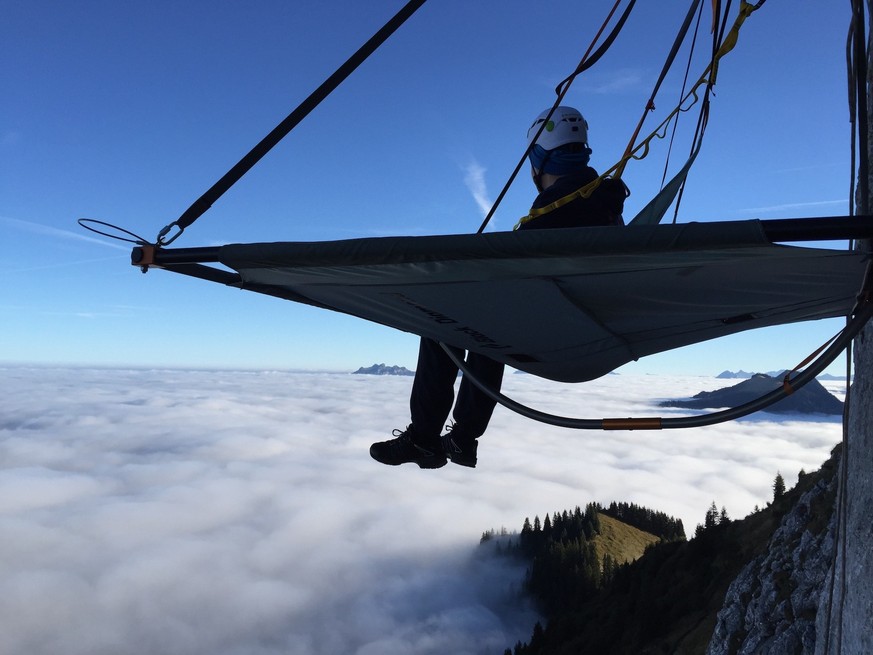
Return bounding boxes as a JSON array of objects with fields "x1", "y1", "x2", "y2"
[{"x1": 0, "y1": 367, "x2": 845, "y2": 655}]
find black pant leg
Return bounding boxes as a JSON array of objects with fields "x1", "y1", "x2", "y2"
[
  {"x1": 452, "y1": 352, "x2": 505, "y2": 439},
  {"x1": 409, "y1": 337, "x2": 462, "y2": 438}
]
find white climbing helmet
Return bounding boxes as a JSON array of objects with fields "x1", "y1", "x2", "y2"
[{"x1": 527, "y1": 106, "x2": 589, "y2": 150}]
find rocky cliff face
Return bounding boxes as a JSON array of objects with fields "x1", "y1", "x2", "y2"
[
  {"x1": 707, "y1": 333, "x2": 873, "y2": 655},
  {"x1": 707, "y1": 460, "x2": 838, "y2": 655},
  {"x1": 821, "y1": 7, "x2": 873, "y2": 648},
  {"x1": 814, "y1": 320, "x2": 873, "y2": 655}
]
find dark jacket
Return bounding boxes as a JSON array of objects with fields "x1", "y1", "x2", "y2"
[{"x1": 519, "y1": 167, "x2": 627, "y2": 230}]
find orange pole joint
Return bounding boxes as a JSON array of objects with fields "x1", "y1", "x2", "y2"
[
  {"x1": 131, "y1": 244, "x2": 157, "y2": 273},
  {"x1": 601, "y1": 417, "x2": 664, "y2": 430}
]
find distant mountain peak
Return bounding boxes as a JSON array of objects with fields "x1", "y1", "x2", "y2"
[
  {"x1": 662, "y1": 374, "x2": 843, "y2": 415},
  {"x1": 353, "y1": 363, "x2": 414, "y2": 376},
  {"x1": 717, "y1": 369, "x2": 786, "y2": 379}
]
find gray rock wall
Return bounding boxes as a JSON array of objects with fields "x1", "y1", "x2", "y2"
[
  {"x1": 707, "y1": 477, "x2": 837, "y2": 655},
  {"x1": 815, "y1": 3, "x2": 873, "y2": 649},
  {"x1": 814, "y1": 321, "x2": 873, "y2": 655}
]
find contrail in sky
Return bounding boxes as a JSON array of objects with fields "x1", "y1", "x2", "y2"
[
  {"x1": 3, "y1": 215, "x2": 129, "y2": 251},
  {"x1": 463, "y1": 160, "x2": 494, "y2": 221},
  {"x1": 741, "y1": 199, "x2": 847, "y2": 214}
]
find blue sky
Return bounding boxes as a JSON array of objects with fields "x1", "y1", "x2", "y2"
[{"x1": 1, "y1": 1, "x2": 856, "y2": 375}]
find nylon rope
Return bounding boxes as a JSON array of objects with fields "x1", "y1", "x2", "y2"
[
  {"x1": 660, "y1": 1, "x2": 705, "y2": 191},
  {"x1": 854, "y1": 0, "x2": 870, "y2": 218},
  {"x1": 616, "y1": 0, "x2": 705, "y2": 179},
  {"x1": 461, "y1": 0, "x2": 873, "y2": 433},
  {"x1": 668, "y1": 0, "x2": 729, "y2": 223},
  {"x1": 475, "y1": 0, "x2": 636, "y2": 234},
  {"x1": 848, "y1": 22, "x2": 858, "y2": 221},
  {"x1": 781, "y1": 332, "x2": 841, "y2": 393},
  {"x1": 515, "y1": 1, "x2": 765, "y2": 229},
  {"x1": 823, "y1": 3, "x2": 869, "y2": 652},
  {"x1": 823, "y1": 344, "x2": 851, "y2": 655},
  {"x1": 438, "y1": 298, "x2": 873, "y2": 431},
  {"x1": 615, "y1": 0, "x2": 757, "y2": 180},
  {"x1": 154, "y1": 0, "x2": 427, "y2": 246}
]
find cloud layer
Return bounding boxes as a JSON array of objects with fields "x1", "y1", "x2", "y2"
[{"x1": 0, "y1": 367, "x2": 843, "y2": 654}]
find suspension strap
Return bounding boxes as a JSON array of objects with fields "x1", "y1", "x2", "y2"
[
  {"x1": 849, "y1": 0, "x2": 870, "y2": 219},
  {"x1": 154, "y1": 0, "x2": 427, "y2": 246},
  {"x1": 516, "y1": 1, "x2": 763, "y2": 229},
  {"x1": 614, "y1": 0, "x2": 762, "y2": 179},
  {"x1": 662, "y1": 0, "x2": 711, "y2": 223},
  {"x1": 438, "y1": 295, "x2": 873, "y2": 431},
  {"x1": 781, "y1": 332, "x2": 842, "y2": 394},
  {"x1": 616, "y1": 0, "x2": 704, "y2": 179},
  {"x1": 476, "y1": 0, "x2": 637, "y2": 234},
  {"x1": 553, "y1": 0, "x2": 638, "y2": 96}
]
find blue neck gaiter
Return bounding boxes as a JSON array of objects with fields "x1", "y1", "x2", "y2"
[{"x1": 528, "y1": 143, "x2": 592, "y2": 175}]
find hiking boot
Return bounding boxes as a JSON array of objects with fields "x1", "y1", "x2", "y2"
[
  {"x1": 370, "y1": 425, "x2": 447, "y2": 469},
  {"x1": 441, "y1": 425, "x2": 478, "y2": 468}
]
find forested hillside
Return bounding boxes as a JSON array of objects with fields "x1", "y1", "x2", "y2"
[{"x1": 489, "y1": 455, "x2": 837, "y2": 655}]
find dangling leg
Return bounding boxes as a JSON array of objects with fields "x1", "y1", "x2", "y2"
[
  {"x1": 443, "y1": 352, "x2": 505, "y2": 467},
  {"x1": 409, "y1": 337, "x2": 463, "y2": 438},
  {"x1": 370, "y1": 338, "x2": 460, "y2": 468}
]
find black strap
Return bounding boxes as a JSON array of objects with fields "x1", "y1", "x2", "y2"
[
  {"x1": 476, "y1": 0, "x2": 637, "y2": 234},
  {"x1": 553, "y1": 0, "x2": 638, "y2": 96},
  {"x1": 851, "y1": 0, "x2": 869, "y2": 217},
  {"x1": 161, "y1": 0, "x2": 427, "y2": 242}
]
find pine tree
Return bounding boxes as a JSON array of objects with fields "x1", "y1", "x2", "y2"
[
  {"x1": 602, "y1": 552, "x2": 616, "y2": 585},
  {"x1": 530, "y1": 622, "x2": 545, "y2": 650},
  {"x1": 704, "y1": 501, "x2": 719, "y2": 529},
  {"x1": 585, "y1": 502, "x2": 602, "y2": 534},
  {"x1": 773, "y1": 471, "x2": 786, "y2": 501}
]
